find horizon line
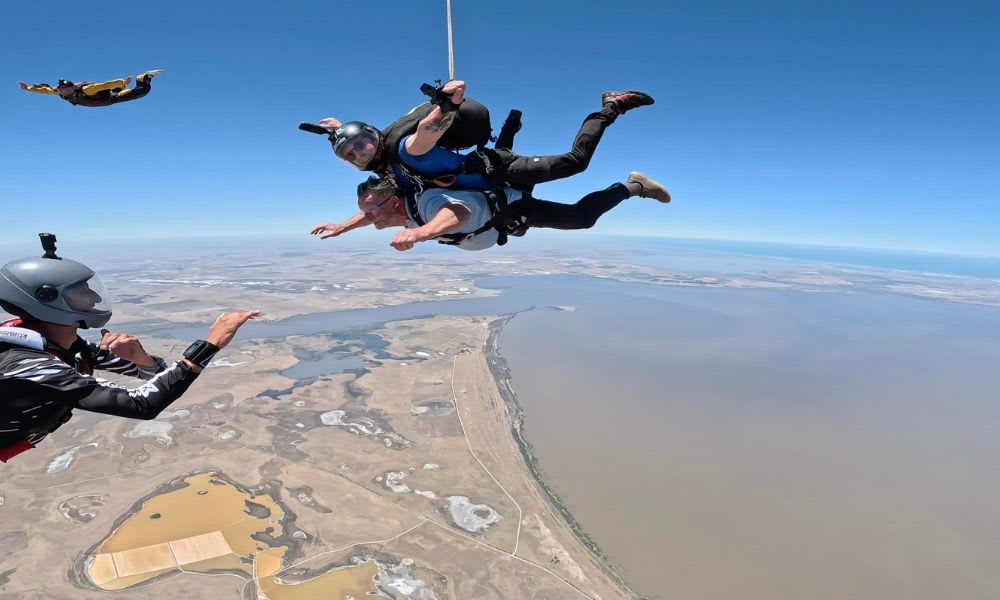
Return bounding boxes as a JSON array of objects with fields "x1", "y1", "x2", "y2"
[{"x1": 3, "y1": 231, "x2": 998, "y2": 261}]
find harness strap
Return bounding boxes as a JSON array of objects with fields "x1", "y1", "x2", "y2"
[
  {"x1": 45, "y1": 338, "x2": 96, "y2": 376},
  {"x1": 404, "y1": 192, "x2": 468, "y2": 245},
  {"x1": 398, "y1": 144, "x2": 524, "y2": 247},
  {"x1": 405, "y1": 188, "x2": 519, "y2": 247}
]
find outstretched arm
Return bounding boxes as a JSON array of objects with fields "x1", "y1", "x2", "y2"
[
  {"x1": 390, "y1": 203, "x2": 471, "y2": 251},
  {"x1": 80, "y1": 78, "x2": 130, "y2": 95},
  {"x1": 19, "y1": 82, "x2": 58, "y2": 95},
  {"x1": 311, "y1": 211, "x2": 373, "y2": 239},
  {"x1": 403, "y1": 80, "x2": 466, "y2": 157},
  {"x1": 70, "y1": 310, "x2": 258, "y2": 417}
]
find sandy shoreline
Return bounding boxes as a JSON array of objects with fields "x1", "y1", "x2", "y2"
[
  {"x1": 3, "y1": 289, "x2": 646, "y2": 597},
  {"x1": 484, "y1": 315, "x2": 639, "y2": 599}
]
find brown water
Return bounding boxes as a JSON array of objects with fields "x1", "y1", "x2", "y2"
[
  {"x1": 258, "y1": 561, "x2": 379, "y2": 600},
  {"x1": 499, "y1": 282, "x2": 1000, "y2": 599},
  {"x1": 89, "y1": 472, "x2": 379, "y2": 598},
  {"x1": 91, "y1": 472, "x2": 286, "y2": 590}
]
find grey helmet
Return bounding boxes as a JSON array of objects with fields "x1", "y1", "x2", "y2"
[{"x1": 0, "y1": 236, "x2": 111, "y2": 329}]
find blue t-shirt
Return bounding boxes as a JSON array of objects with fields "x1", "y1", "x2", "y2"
[
  {"x1": 393, "y1": 135, "x2": 491, "y2": 192},
  {"x1": 408, "y1": 187, "x2": 523, "y2": 251}
]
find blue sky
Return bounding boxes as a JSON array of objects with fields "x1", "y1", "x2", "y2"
[{"x1": 1, "y1": 0, "x2": 997, "y2": 255}]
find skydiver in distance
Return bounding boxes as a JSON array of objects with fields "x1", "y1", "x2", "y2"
[{"x1": 18, "y1": 70, "x2": 164, "y2": 107}]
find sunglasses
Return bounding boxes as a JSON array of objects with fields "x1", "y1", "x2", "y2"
[{"x1": 362, "y1": 194, "x2": 395, "y2": 214}]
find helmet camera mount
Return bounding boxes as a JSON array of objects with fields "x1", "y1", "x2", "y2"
[{"x1": 39, "y1": 233, "x2": 60, "y2": 260}]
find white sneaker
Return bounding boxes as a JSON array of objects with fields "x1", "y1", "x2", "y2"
[{"x1": 140, "y1": 69, "x2": 165, "y2": 79}]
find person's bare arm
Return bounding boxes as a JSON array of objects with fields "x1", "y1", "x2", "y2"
[
  {"x1": 310, "y1": 211, "x2": 373, "y2": 239},
  {"x1": 403, "y1": 80, "x2": 466, "y2": 157},
  {"x1": 390, "y1": 203, "x2": 471, "y2": 251}
]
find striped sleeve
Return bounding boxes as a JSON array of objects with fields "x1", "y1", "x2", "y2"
[
  {"x1": 90, "y1": 343, "x2": 168, "y2": 380},
  {"x1": 5, "y1": 353, "x2": 200, "y2": 420}
]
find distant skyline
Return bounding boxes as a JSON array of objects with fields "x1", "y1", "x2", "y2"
[{"x1": 1, "y1": 0, "x2": 998, "y2": 255}]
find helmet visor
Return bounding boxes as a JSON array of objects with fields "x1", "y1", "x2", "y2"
[
  {"x1": 63, "y1": 274, "x2": 111, "y2": 314},
  {"x1": 333, "y1": 130, "x2": 380, "y2": 169}
]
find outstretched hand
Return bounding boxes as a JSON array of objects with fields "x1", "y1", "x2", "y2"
[
  {"x1": 205, "y1": 310, "x2": 260, "y2": 349},
  {"x1": 319, "y1": 117, "x2": 343, "y2": 132},
  {"x1": 99, "y1": 329, "x2": 155, "y2": 368},
  {"x1": 390, "y1": 229, "x2": 424, "y2": 252},
  {"x1": 310, "y1": 223, "x2": 348, "y2": 239},
  {"x1": 18, "y1": 81, "x2": 28, "y2": 90}
]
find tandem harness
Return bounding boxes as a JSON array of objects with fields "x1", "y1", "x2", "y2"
[
  {"x1": 399, "y1": 146, "x2": 523, "y2": 247},
  {"x1": 386, "y1": 83, "x2": 527, "y2": 245}
]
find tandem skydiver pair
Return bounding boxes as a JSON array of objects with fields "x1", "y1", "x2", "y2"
[{"x1": 306, "y1": 79, "x2": 672, "y2": 252}]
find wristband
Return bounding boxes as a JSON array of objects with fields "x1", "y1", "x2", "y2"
[{"x1": 183, "y1": 340, "x2": 220, "y2": 368}]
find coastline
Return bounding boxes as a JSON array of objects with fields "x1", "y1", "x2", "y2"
[{"x1": 484, "y1": 315, "x2": 640, "y2": 599}]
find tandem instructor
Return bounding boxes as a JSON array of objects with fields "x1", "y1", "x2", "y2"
[{"x1": 0, "y1": 234, "x2": 259, "y2": 463}]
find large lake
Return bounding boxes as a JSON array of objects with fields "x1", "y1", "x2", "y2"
[
  {"x1": 498, "y1": 277, "x2": 1000, "y2": 599},
  {"x1": 146, "y1": 273, "x2": 1000, "y2": 599}
]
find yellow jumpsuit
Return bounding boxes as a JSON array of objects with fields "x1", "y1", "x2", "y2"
[{"x1": 22, "y1": 78, "x2": 131, "y2": 97}]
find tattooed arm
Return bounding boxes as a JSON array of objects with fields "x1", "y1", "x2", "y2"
[{"x1": 403, "y1": 80, "x2": 466, "y2": 157}]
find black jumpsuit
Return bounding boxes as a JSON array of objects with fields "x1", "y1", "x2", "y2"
[{"x1": 0, "y1": 328, "x2": 199, "y2": 462}]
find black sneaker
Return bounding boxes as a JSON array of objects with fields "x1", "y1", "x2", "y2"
[
  {"x1": 495, "y1": 109, "x2": 523, "y2": 150},
  {"x1": 502, "y1": 109, "x2": 523, "y2": 134},
  {"x1": 602, "y1": 90, "x2": 654, "y2": 115}
]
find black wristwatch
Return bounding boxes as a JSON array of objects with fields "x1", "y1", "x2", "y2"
[{"x1": 183, "y1": 340, "x2": 220, "y2": 368}]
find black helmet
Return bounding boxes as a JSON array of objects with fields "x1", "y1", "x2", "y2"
[
  {"x1": 331, "y1": 121, "x2": 384, "y2": 171},
  {"x1": 0, "y1": 235, "x2": 111, "y2": 329},
  {"x1": 55, "y1": 79, "x2": 77, "y2": 99}
]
